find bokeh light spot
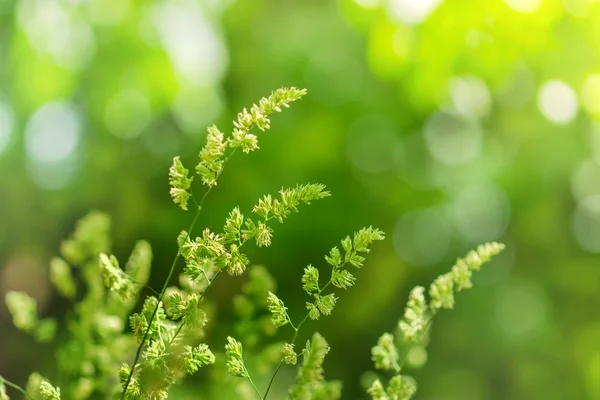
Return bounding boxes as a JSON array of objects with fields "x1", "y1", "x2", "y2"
[
  {"x1": 424, "y1": 111, "x2": 483, "y2": 165},
  {"x1": 353, "y1": 0, "x2": 385, "y2": 8},
  {"x1": 394, "y1": 207, "x2": 451, "y2": 267},
  {"x1": 392, "y1": 26, "x2": 414, "y2": 58},
  {"x1": 563, "y1": 0, "x2": 590, "y2": 17},
  {"x1": 105, "y1": 90, "x2": 151, "y2": 140},
  {"x1": 18, "y1": 0, "x2": 96, "y2": 71},
  {"x1": 449, "y1": 76, "x2": 492, "y2": 119},
  {"x1": 25, "y1": 102, "x2": 80, "y2": 164},
  {"x1": 590, "y1": 123, "x2": 600, "y2": 164},
  {"x1": 155, "y1": 1, "x2": 227, "y2": 85},
  {"x1": 581, "y1": 74, "x2": 600, "y2": 116},
  {"x1": 87, "y1": 0, "x2": 131, "y2": 26},
  {"x1": 571, "y1": 159, "x2": 600, "y2": 201},
  {"x1": 572, "y1": 195, "x2": 600, "y2": 253},
  {"x1": 347, "y1": 116, "x2": 397, "y2": 173},
  {"x1": 0, "y1": 97, "x2": 14, "y2": 157},
  {"x1": 406, "y1": 345, "x2": 428, "y2": 368},
  {"x1": 387, "y1": 0, "x2": 444, "y2": 24},
  {"x1": 453, "y1": 184, "x2": 511, "y2": 243},
  {"x1": 495, "y1": 282, "x2": 549, "y2": 340},
  {"x1": 497, "y1": 62, "x2": 535, "y2": 109},
  {"x1": 504, "y1": 0, "x2": 543, "y2": 13},
  {"x1": 24, "y1": 101, "x2": 81, "y2": 189},
  {"x1": 305, "y1": 50, "x2": 364, "y2": 106},
  {"x1": 172, "y1": 86, "x2": 222, "y2": 134},
  {"x1": 537, "y1": 80, "x2": 579, "y2": 124},
  {"x1": 394, "y1": 133, "x2": 436, "y2": 189}
]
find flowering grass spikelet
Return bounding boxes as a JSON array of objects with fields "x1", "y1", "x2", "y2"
[
  {"x1": 287, "y1": 332, "x2": 338, "y2": 399},
  {"x1": 324, "y1": 247, "x2": 342, "y2": 268},
  {"x1": 196, "y1": 125, "x2": 226, "y2": 187},
  {"x1": 196, "y1": 229, "x2": 226, "y2": 258},
  {"x1": 227, "y1": 244, "x2": 249, "y2": 276},
  {"x1": 5, "y1": 291, "x2": 38, "y2": 332},
  {"x1": 429, "y1": 273, "x2": 455, "y2": 311},
  {"x1": 4, "y1": 85, "x2": 509, "y2": 400},
  {"x1": 168, "y1": 156, "x2": 194, "y2": 210},
  {"x1": 253, "y1": 195, "x2": 273, "y2": 219},
  {"x1": 40, "y1": 380, "x2": 61, "y2": 400},
  {"x1": 467, "y1": 242, "x2": 505, "y2": 269},
  {"x1": 255, "y1": 222, "x2": 273, "y2": 247},
  {"x1": 118, "y1": 365, "x2": 142, "y2": 399},
  {"x1": 59, "y1": 210, "x2": 111, "y2": 265},
  {"x1": 451, "y1": 259, "x2": 472, "y2": 291},
  {"x1": 306, "y1": 302, "x2": 320, "y2": 320},
  {"x1": 282, "y1": 343, "x2": 297, "y2": 365},
  {"x1": 99, "y1": 253, "x2": 136, "y2": 300},
  {"x1": 301, "y1": 265, "x2": 320, "y2": 294},
  {"x1": 50, "y1": 257, "x2": 76, "y2": 299},
  {"x1": 225, "y1": 336, "x2": 249, "y2": 378},
  {"x1": 398, "y1": 286, "x2": 428, "y2": 343},
  {"x1": 230, "y1": 87, "x2": 307, "y2": 153},
  {"x1": 5, "y1": 291, "x2": 55, "y2": 343},
  {"x1": 224, "y1": 207, "x2": 244, "y2": 243},
  {"x1": 315, "y1": 293, "x2": 337, "y2": 316},
  {"x1": 369, "y1": 241, "x2": 505, "y2": 400},
  {"x1": 353, "y1": 226, "x2": 386, "y2": 253},
  {"x1": 267, "y1": 291, "x2": 289, "y2": 328},
  {"x1": 259, "y1": 227, "x2": 384, "y2": 398},
  {"x1": 0, "y1": 381, "x2": 8, "y2": 400},
  {"x1": 372, "y1": 333, "x2": 400, "y2": 372},
  {"x1": 331, "y1": 269, "x2": 355, "y2": 289},
  {"x1": 386, "y1": 375, "x2": 417, "y2": 400},
  {"x1": 182, "y1": 344, "x2": 215, "y2": 374},
  {"x1": 367, "y1": 379, "x2": 388, "y2": 400}
]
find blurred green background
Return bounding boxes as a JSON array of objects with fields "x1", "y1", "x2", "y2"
[{"x1": 1, "y1": 0, "x2": 600, "y2": 399}]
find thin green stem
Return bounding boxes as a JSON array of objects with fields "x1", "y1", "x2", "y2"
[
  {"x1": 245, "y1": 371, "x2": 264, "y2": 400},
  {"x1": 263, "y1": 360, "x2": 283, "y2": 399},
  {"x1": 263, "y1": 260, "x2": 351, "y2": 399},
  {"x1": 121, "y1": 204, "x2": 204, "y2": 398},
  {"x1": 160, "y1": 270, "x2": 222, "y2": 357},
  {"x1": 121, "y1": 150, "x2": 238, "y2": 398},
  {"x1": 263, "y1": 313, "x2": 310, "y2": 399},
  {"x1": 0, "y1": 376, "x2": 34, "y2": 400}
]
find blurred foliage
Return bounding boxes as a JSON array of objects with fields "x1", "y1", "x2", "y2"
[{"x1": 1, "y1": 0, "x2": 600, "y2": 399}]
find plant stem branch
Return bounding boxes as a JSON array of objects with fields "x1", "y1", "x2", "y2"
[
  {"x1": 120, "y1": 204, "x2": 204, "y2": 398},
  {"x1": 263, "y1": 310, "x2": 311, "y2": 399},
  {"x1": 262, "y1": 260, "x2": 350, "y2": 399},
  {"x1": 0, "y1": 376, "x2": 34, "y2": 400},
  {"x1": 121, "y1": 150, "x2": 238, "y2": 398},
  {"x1": 160, "y1": 270, "x2": 222, "y2": 356},
  {"x1": 245, "y1": 371, "x2": 264, "y2": 400}
]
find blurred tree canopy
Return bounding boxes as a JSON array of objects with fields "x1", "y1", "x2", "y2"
[{"x1": 1, "y1": 0, "x2": 600, "y2": 399}]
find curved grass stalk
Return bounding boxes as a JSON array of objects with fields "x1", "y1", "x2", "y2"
[{"x1": 120, "y1": 151, "x2": 237, "y2": 399}]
